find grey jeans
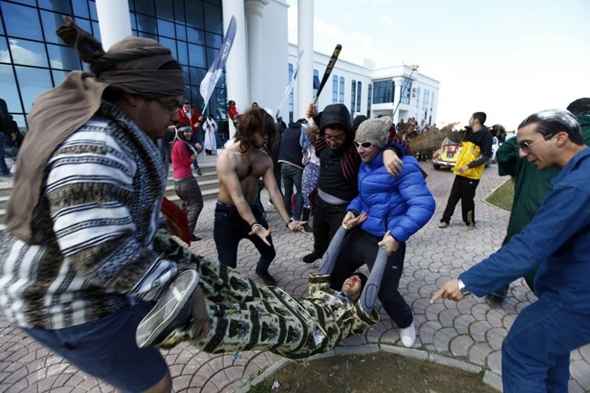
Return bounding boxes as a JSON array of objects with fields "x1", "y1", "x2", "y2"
[
  {"x1": 174, "y1": 177, "x2": 204, "y2": 234},
  {"x1": 281, "y1": 163, "x2": 303, "y2": 220}
]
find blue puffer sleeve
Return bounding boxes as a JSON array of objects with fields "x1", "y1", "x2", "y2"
[{"x1": 387, "y1": 158, "x2": 435, "y2": 241}]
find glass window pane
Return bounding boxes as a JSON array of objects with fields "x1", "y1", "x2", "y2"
[
  {"x1": 0, "y1": 64, "x2": 23, "y2": 113},
  {"x1": 52, "y1": 69, "x2": 69, "y2": 86},
  {"x1": 74, "y1": 18, "x2": 92, "y2": 35},
  {"x1": 156, "y1": 0, "x2": 173, "y2": 20},
  {"x1": 185, "y1": 1, "x2": 203, "y2": 28},
  {"x1": 188, "y1": 44, "x2": 206, "y2": 67},
  {"x1": 135, "y1": 0, "x2": 154, "y2": 16},
  {"x1": 92, "y1": 21, "x2": 101, "y2": 40},
  {"x1": 173, "y1": 0, "x2": 185, "y2": 22},
  {"x1": 47, "y1": 44, "x2": 80, "y2": 70},
  {"x1": 11, "y1": 114, "x2": 27, "y2": 132},
  {"x1": 88, "y1": 0, "x2": 97, "y2": 20},
  {"x1": 190, "y1": 85, "x2": 202, "y2": 108},
  {"x1": 136, "y1": 14, "x2": 157, "y2": 34},
  {"x1": 158, "y1": 37, "x2": 176, "y2": 59},
  {"x1": 189, "y1": 67, "x2": 205, "y2": 86},
  {"x1": 138, "y1": 31, "x2": 156, "y2": 40},
  {"x1": 129, "y1": 13, "x2": 137, "y2": 30},
  {"x1": 206, "y1": 47, "x2": 217, "y2": 67},
  {"x1": 203, "y1": 3, "x2": 221, "y2": 33},
  {"x1": 187, "y1": 27, "x2": 204, "y2": 44},
  {"x1": 10, "y1": 39, "x2": 48, "y2": 67},
  {"x1": 157, "y1": 19, "x2": 174, "y2": 38},
  {"x1": 38, "y1": 0, "x2": 72, "y2": 14},
  {"x1": 181, "y1": 66, "x2": 189, "y2": 84},
  {"x1": 15, "y1": 66, "x2": 52, "y2": 113},
  {"x1": 206, "y1": 32, "x2": 221, "y2": 48},
  {"x1": 72, "y1": 0, "x2": 90, "y2": 18},
  {"x1": 8, "y1": 0, "x2": 36, "y2": 5},
  {"x1": 177, "y1": 41, "x2": 188, "y2": 65},
  {"x1": 41, "y1": 11, "x2": 70, "y2": 44},
  {"x1": 2, "y1": 2, "x2": 44, "y2": 40},
  {"x1": 175, "y1": 23, "x2": 186, "y2": 41},
  {"x1": 128, "y1": 0, "x2": 135, "y2": 11},
  {"x1": 0, "y1": 36, "x2": 10, "y2": 63}
]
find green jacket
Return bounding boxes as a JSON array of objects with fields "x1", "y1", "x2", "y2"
[{"x1": 498, "y1": 113, "x2": 590, "y2": 289}]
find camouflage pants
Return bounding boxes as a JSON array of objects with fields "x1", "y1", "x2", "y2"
[{"x1": 193, "y1": 260, "x2": 327, "y2": 359}]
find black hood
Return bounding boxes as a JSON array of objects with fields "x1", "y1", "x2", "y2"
[{"x1": 318, "y1": 104, "x2": 352, "y2": 141}]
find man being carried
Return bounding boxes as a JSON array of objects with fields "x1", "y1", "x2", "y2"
[
  {"x1": 136, "y1": 242, "x2": 378, "y2": 359},
  {"x1": 215, "y1": 106, "x2": 302, "y2": 285}
]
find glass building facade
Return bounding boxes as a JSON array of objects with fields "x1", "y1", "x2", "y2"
[{"x1": 0, "y1": 0, "x2": 226, "y2": 132}]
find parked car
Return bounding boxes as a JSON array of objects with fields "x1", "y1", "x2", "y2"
[{"x1": 432, "y1": 137, "x2": 460, "y2": 170}]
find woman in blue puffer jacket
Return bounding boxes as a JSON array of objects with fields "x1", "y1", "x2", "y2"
[{"x1": 329, "y1": 117, "x2": 435, "y2": 348}]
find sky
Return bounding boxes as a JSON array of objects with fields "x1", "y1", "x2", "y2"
[{"x1": 287, "y1": 0, "x2": 590, "y2": 130}]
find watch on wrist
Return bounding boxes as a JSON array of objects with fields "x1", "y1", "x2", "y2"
[{"x1": 457, "y1": 279, "x2": 470, "y2": 296}]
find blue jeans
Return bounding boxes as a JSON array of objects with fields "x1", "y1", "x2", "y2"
[
  {"x1": 281, "y1": 163, "x2": 303, "y2": 220},
  {"x1": 23, "y1": 302, "x2": 169, "y2": 393},
  {"x1": 502, "y1": 297, "x2": 590, "y2": 393}
]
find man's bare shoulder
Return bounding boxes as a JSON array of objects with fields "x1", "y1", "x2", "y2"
[{"x1": 217, "y1": 147, "x2": 239, "y2": 171}]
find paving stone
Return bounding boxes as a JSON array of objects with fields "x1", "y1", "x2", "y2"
[
  {"x1": 450, "y1": 335, "x2": 474, "y2": 358},
  {"x1": 486, "y1": 350, "x2": 502, "y2": 374}
]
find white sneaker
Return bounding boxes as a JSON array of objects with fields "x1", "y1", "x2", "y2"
[{"x1": 400, "y1": 322, "x2": 416, "y2": 348}]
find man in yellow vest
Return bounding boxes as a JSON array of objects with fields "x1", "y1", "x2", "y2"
[{"x1": 439, "y1": 112, "x2": 493, "y2": 228}]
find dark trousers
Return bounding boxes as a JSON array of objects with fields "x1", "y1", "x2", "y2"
[
  {"x1": 174, "y1": 177, "x2": 204, "y2": 235},
  {"x1": 281, "y1": 163, "x2": 303, "y2": 220},
  {"x1": 330, "y1": 229, "x2": 413, "y2": 328},
  {"x1": 213, "y1": 202, "x2": 276, "y2": 274},
  {"x1": 0, "y1": 133, "x2": 10, "y2": 175},
  {"x1": 501, "y1": 297, "x2": 590, "y2": 393},
  {"x1": 312, "y1": 196, "x2": 348, "y2": 256},
  {"x1": 441, "y1": 175, "x2": 480, "y2": 225}
]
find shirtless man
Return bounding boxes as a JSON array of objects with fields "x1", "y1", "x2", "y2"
[{"x1": 214, "y1": 106, "x2": 301, "y2": 285}]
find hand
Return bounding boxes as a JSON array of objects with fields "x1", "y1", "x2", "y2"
[
  {"x1": 431, "y1": 279, "x2": 464, "y2": 303},
  {"x1": 342, "y1": 211, "x2": 368, "y2": 230},
  {"x1": 195, "y1": 143, "x2": 203, "y2": 152},
  {"x1": 377, "y1": 232, "x2": 399, "y2": 254},
  {"x1": 383, "y1": 150, "x2": 403, "y2": 176},
  {"x1": 249, "y1": 223, "x2": 271, "y2": 246},
  {"x1": 287, "y1": 220, "x2": 304, "y2": 232},
  {"x1": 190, "y1": 287, "x2": 209, "y2": 339},
  {"x1": 456, "y1": 166, "x2": 467, "y2": 174},
  {"x1": 306, "y1": 104, "x2": 318, "y2": 121}
]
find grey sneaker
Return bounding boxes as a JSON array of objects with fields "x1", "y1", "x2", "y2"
[
  {"x1": 438, "y1": 221, "x2": 450, "y2": 228},
  {"x1": 136, "y1": 270, "x2": 199, "y2": 348}
]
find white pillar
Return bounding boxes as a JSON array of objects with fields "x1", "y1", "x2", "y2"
[
  {"x1": 245, "y1": 0, "x2": 268, "y2": 107},
  {"x1": 297, "y1": 0, "x2": 314, "y2": 119},
  {"x1": 222, "y1": 0, "x2": 250, "y2": 137},
  {"x1": 95, "y1": 0, "x2": 132, "y2": 51}
]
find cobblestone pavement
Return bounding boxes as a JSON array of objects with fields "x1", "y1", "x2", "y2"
[{"x1": 1, "y1": 163, "x2": 589, "y2": 393}]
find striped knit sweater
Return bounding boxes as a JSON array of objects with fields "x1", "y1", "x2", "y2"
[{"x1": 0, "y1": 102, "x2": 193, "y2": 329}]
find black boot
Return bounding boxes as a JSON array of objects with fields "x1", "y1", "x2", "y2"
[
  {"x1": 302, "y1": 252, "x2": 321, "y2": 264},
  {"x1": 136, "y1": 270, "x2": 198, "y2": 348}
]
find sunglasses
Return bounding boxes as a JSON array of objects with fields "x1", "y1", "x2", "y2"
[
  {"x1": 517, "y1": 133, "x2": 557, "y2": 150},
  {"x1": 354, "y1": 141, "x2": 373, "y2": 149}
]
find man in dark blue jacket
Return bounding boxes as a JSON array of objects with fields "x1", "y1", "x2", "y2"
[
  {"x1": 432, "y1": 109, "x2": 590, "y2": 393},
  {"x1": 330, "y1": 117, "x2": 435, "y2": 348}
]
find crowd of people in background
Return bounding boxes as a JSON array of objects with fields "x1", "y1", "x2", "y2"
[{"x1": 0, "y1": 19, "x2": 588, "y2": 393}]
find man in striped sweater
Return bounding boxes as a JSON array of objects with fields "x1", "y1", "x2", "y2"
[{"x1": 0, "y1": 20, "x2": 194, "y2": 393}]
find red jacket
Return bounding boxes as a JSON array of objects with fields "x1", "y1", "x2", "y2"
[{"x1": 177, "y1": 107, "x2": 201, "y2": 132}]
